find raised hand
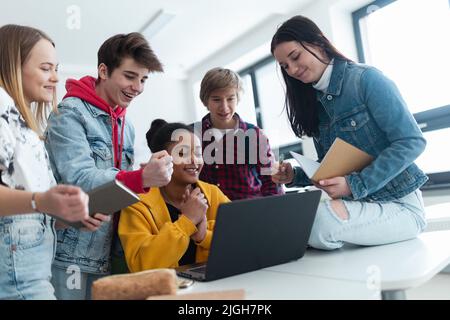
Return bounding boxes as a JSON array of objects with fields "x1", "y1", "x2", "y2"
[{"x1": 141, "y1": 150, "x2": 173, "y2": 188}]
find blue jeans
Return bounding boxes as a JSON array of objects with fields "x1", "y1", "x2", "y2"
[
  {"x1": 309, "y1": 189, "x2": 426, "y2": 250},
  {"x1": 0, "y1": 214, "x2": 56, "y2": 300},
  {"x1": 51, "y1": 234, "x2": 127, "y2": 300},
  {"x1": 51, "y1": 265, "x2": 104, "y2": 300}
]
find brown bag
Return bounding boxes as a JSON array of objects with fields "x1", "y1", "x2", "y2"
[{"x1": 91, "y1": 269, "x2": 177, "y2": 300}]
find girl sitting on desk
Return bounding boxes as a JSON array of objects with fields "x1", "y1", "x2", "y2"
[
  {"x1": 119, "y1": 120, "x2": 230, "y2": 272},
  {"x1": 271, "y1": 15, "x2": 427, "y2": 250}
]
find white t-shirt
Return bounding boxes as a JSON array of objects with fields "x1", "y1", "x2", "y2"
[{"x1": 0, "y1": 87, "x2": 55, "y2": 193}]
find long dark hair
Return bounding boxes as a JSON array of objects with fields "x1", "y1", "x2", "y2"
[
  {"x1": 146, "y1": 119, "x2": 194, "y2": 153},
  {"x1": 271, "y1": 15, "x2": 352, "y2": 137}
]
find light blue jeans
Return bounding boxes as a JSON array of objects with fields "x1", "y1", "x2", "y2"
[
  {"x1": 51, "y1": 265, "x2": 104, "y2": 300},
  {"x1": 0, "y1": 214, "x2": 56, "y2": 300},
  {"x1": 309, "y1": 189, "x2": 427, "y2": 250},
  {"x1": 51, "y1": 235, "x2": 127, "y2": 300}
]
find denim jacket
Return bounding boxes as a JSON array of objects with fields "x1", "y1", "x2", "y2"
[
  {"x1": 44, "y1": 97, "x2": 135, "y2": 274},
  {"x1": 290, "y1": 59, "x2": 428, "y2": 201}
]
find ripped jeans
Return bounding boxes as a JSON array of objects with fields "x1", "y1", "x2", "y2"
[{"x1": 308, "y1": 189, "x2": 427, "y2": 250}]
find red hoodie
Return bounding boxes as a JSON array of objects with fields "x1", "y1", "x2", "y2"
[{"x1": 64, "y1": 76, "x2": 146, "y2": 194}]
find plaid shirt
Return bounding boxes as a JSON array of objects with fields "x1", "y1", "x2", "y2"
[{"x1": 197, "y1": 114, "x2": 284, "y2": 200}]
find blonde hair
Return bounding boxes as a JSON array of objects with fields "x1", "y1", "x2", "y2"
[
  {"x1": 199, "y1": 67, "x2": 243, "y2": 106},
  {"x1": 0, "y1": 24, "x2": 57, "y2": 135}
]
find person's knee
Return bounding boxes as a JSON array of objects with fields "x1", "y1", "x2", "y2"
[
  {"x1": 330, "y1": 200, "x2": 349, "y2": 220},
  {"x1": 308, "y1": 205, "x2": 343, "y2": 250},
  {"x1": 308, "y1": 229, "x2": 337, "y2": 250}
]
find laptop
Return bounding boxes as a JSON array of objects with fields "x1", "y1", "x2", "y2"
[{"x1": 176, "y1": 190, "x2": 321, "y2": 281}]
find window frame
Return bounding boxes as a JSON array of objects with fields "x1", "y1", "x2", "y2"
[
  {"x1": 239, "y1": 55, "x2": 273, "y2": 129},
  {"x1": 352, "y1": 0, "x2": 450, "y2": 189}
]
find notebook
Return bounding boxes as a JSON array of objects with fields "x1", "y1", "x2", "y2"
[{"x1": 290, "y1": 137, "x2": 373, "y2": 182}]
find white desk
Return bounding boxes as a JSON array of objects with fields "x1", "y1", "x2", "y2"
[
  {"x1": 180, "y1": 231, "x2": 450, "y2": 300},
  {"x1": 424, "y1": 202, "x2": 450, "y2": 232},
  {"x1": 264, "y1": 230, "x2": 450, "y2": 299},
  {"x1": 424, "y1": 202, "x2": 450, "y2": 273},
  {"x1": 180, "y1": 269, "x2": 377, "y2": 300}
]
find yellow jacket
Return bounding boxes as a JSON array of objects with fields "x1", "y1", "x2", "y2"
[{"x1": 119, "y1": 181, "x2": 230, "y2": 272}]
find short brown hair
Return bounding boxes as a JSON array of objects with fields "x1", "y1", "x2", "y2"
[
  {"x1": 199, "y1": 67, "x2": 243, "y2": 106},
  {"x1": 98, "y1": 32, "x2": 163, "y2": 75}
]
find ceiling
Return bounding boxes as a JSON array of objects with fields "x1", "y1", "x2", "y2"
[{"x1": 0, "y1": 0, "x2": 312, "y2": 77}]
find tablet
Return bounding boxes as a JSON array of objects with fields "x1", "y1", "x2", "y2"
[
  {"x1": 88, "y1": 179, "x2": 140, "y2": 216},
  {"x1": 58, "y1": 179, "x2": 140, "y2": 229}
]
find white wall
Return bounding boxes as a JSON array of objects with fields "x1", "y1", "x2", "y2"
[{"x1": 126, "y1": 73, "x2": 190, "y2": 166}]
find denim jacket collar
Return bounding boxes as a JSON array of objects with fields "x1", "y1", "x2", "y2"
[
  {"x1": 82, "y1": 100, "x2": 109, "y2": 118},
  {"x1": 324, "y1": 59, "x2": 348, "y2": 96},
  {"x1": 82, "y1": 100, "x2": 123, "y2": 124}
]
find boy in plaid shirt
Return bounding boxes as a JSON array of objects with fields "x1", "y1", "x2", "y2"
[{"x1": 195, "y1": 67, "x2": 283, "y2": 200}]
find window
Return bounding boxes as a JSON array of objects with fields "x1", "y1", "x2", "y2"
[
  {"x1": 353, "y1": 0, "x2": 450, "y2": 189},
  {"x1": 238, "y1": 74, "x2": 258, "y2": 125}
]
